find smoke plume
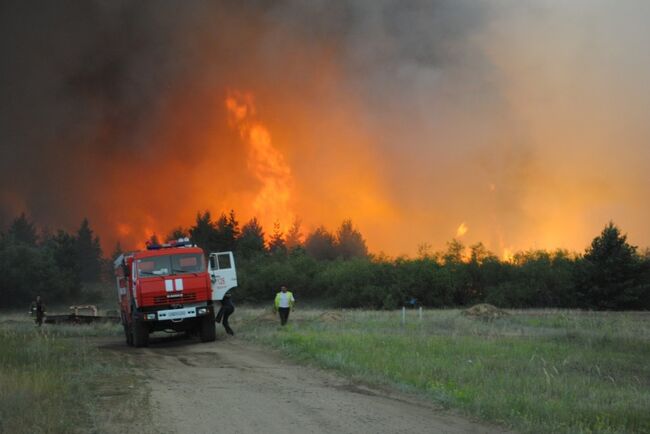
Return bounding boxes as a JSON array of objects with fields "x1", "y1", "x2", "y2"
[{"x1": 1, "y1": 0, "x2": 649, "y2": 255}]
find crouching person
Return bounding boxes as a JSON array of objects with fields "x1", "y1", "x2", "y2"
[{"x1": 216, "y1": 292, "x2": 235, "y2": 335}]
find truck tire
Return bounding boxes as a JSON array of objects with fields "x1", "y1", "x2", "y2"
[
  {"x1": 199, "y1": 311, "x2": 216, "y2": 342},
  {"x1": 132, "y1": 318, "x2": 149, "y2": 347},
  {"x1": 124, "y1": 323, "x2": 134, "y2": 346}
]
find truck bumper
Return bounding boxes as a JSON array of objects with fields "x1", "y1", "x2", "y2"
[
  {"x1": 135, "y1": 304, "x2": 213, "y2": 333},
  {"x1": 138, "y1": 304, "x2": 212, "y2": 322}
]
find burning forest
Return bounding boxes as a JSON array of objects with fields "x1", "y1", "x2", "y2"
[
  {"x1": 1, "y1": 1, "x2": 650, "y2": 258},
  {"x1": 2, "y1": 6, "x2": 650, "y2": 432}
]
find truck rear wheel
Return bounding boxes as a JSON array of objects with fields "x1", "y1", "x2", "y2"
[
  {"x1": 199, "y1": 311, "x2": 216, "y2": 342},
  {"x1": 132, "y1": 319, "x2": 149, "y2": 347}
]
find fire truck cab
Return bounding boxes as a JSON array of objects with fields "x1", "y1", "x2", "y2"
[{"x1": 114, "y1": 239, "x2": 237, "y2": 347}]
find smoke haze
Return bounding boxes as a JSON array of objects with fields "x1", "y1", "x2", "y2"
[{"x1": 1, "y1": 0, "x2": 649, "y2": 255}]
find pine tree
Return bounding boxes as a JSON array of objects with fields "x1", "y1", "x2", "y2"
[
  {"x1": 214, "y1": 210, "x2": 239, "y2": 252},
  {"x1": 335, "y1": 219, "x2": 368, "y2": 259},
  {"x1": 7, "y1": 213, "x2": 38, "y2": 246},
  {"x1": 166, "y1": 227, "x2": 189, "y2": 242},
  {"x1": 74, "y1": 218, "x2": 103, "y2": 283},
  {"x1": 305, "y1": 226, "x2": 337, "y2": 260},
  {"x1": 581, "y1": 222, "x2": 644, "y2": 309},
  {"x1": 268, "y1": 221, "x2": 287, "y2": 256},
  {"x1": 189, "y1": 211, "x2": 217, "y2": 253},
  {"x1": 44, "y1": 229, "x2": 82, "y2": 298},
  {"x1": 285, "y1": 218, "x2": 303, "y2": 251},
  {"x1": 237, "y1": 218, "x2": 266, "y2": 259},
  {"x1": 228, "y1": 210, "x2": 240, "y2": 241},
  {"x1": 0, "y1": 235, "x2": 68, "y2": 308}
]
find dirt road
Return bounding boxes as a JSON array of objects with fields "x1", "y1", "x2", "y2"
[{"x1": 101, "y1": 335, "x2": 508, "y2": 434}]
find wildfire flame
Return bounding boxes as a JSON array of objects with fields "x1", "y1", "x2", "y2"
[
  {"x1": 225, "y1": 91, "x2": 295, "y2": 233},
  {"x1": 117, "y1": 223, "x2": 132, "y2": 237},
  {"x1": 456, "y1": 222, "x2": 468, "y2": 238},
  {"x1": 502, "y1": 247, "x2": 515, "y2": 263}
]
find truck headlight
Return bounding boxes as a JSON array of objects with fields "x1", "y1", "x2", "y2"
[
  {"x1": 146, "y1": 313, "x2": 156, "y2": 320},
  {"x1": 197, "y1": 307, "x2": 207, "y2": 315}
]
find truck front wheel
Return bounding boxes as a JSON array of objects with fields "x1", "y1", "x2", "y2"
[
  {"x1": 132, "y1": 318, "x2": 149, "y2": 347},
  {"x1": 199, "y1": 311, "x2": 216, "y2": 342},
  {"x1": 124, "y1": 323, "x2": 133, "y2": 346}
]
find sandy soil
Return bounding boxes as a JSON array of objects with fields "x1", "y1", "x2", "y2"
[{"x1": 100, "y1": 335, "x2": 510, "y2": 434}]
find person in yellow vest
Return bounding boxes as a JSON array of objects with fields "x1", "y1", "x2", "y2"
[{"x1": 274, "y1": 286, "x2": 295, "y2": 326}]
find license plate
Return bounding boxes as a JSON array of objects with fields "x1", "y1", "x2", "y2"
[{"x1": 157, "y1": 307, "x2": 197, "y2": 320}]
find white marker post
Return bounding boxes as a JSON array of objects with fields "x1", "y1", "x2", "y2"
[
  {"x1": 419, "y1": 306, "x2": 422, "y2": 321},
  {"x1": 401, "y1": 306, "x2": 406, "y2": 325}
]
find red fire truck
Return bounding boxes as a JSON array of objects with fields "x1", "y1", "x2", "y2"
[{"x1": 113, "y1": 238, "x2": 237, "y2": 347}]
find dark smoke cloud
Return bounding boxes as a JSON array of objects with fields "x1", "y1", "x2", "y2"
[
  {"x1": 1, "y1": 1, "x2": 649, "y2": 255},
  {"x1": 1, "y1": 1, "x2": 248, "y2": 230}
]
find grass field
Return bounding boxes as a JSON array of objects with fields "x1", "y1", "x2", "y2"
[
  {"x1": 0, "y1": 313, "x2": 147, "y2": 434},
  {"x1": 236, "y1": 307, "x2": 650, "y2": 434},
  {"x1": 2, "y1": 307, "x2": 648, "y2": 433}
]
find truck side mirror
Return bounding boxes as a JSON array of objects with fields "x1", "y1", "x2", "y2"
[{"x1": 209, "y1": 256, "x2": 216, "y2": 269}]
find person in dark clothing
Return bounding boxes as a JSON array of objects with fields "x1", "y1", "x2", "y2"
[
  {"x1": 33, "y1": 295, "x2": 45, "y2": 326},
  {"x1": 215, "y1": 292, "x2": 235, "y2": 335}
]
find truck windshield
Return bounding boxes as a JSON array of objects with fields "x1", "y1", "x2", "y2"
[
  {"x1": 171, "y1": 253, "x2": 205, "y2": 274},
  {"x1": 138, "y1": 253, "x2": 204, "y2": 278}
]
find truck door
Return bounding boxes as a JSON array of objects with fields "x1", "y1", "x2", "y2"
[{"x1": 208, "y1": 251, "x2": 237, "y2": 301}]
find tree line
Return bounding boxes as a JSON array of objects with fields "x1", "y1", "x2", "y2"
[
  {"x1": 232, "y1": 222, "x2": 649, "y2": 311},
  {"x1": 162, "y1": 213, "x2": 650, "y2": 310},
  {"x1": 182, "y1": 211, "x2": 368, "y2": 262},
  {"x1": 1, "y1": 210, "x2": 649, "y2": 310},
  {"x1": 0, "y1": 214, "x2": 104, "y2": 308}
]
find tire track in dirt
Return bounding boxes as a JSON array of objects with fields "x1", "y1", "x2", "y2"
[{"x1": 100, "y1": 335, "x2": 510, "y2": 434}]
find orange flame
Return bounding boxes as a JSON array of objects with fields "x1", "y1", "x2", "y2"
[
  {"x1": 116, "y1": 223, "x2": 132, "y2": 237},
  {"x1": 502, "y1": 247, "x2": 515, "y2": 263},
  {"x1": 225, "y1": 91, "x2": 295, "y2": 233},
  {"x1": 456, "y1": 222, "x2": 468, "y2": 238}
]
